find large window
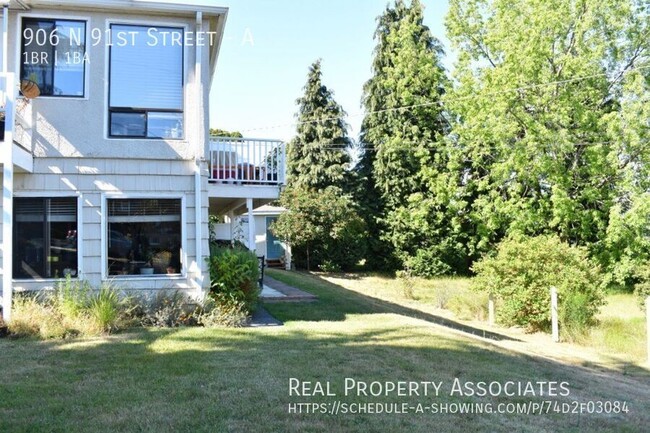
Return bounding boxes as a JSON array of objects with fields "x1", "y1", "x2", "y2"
[
  {"x1": 108, "y1": 24, "x2": 184, "y2": 139},
  {"x1": 21, "y1": 18, "x2": 86, "y2": 97},
  {"x1": 107, "y1": 199, "x2": 182, "y2": 276},
  {"x1": 14, "y1": 197, "x2": 78, "y2": 279}
]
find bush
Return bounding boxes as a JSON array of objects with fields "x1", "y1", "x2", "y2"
[
  {"x1": 8, "y1": 280, "x2": 131, "y2": 339},
  {"x1": 271, "y1": 186, "x2": 367, "y2": 272},
  {"x1": 208, "y1": 247, "x2": 260, "y2": 313},
  {"x1": 472, "y1": 235, "x2": 605, "y2": 335},
  {"x1": 139, "y1": 291, "x2": 196, "y2": 328},
  {"x1": 634, "y1": 262, "x2": 650, "y2": 310},
  {"x1": 196, "y1": 297, "x2": 249, "y2": 328}
]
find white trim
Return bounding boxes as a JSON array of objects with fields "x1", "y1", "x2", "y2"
[
  {"x1": 103, "y1": 18, "x2": 190, "y2": 141},
  {"x1": 2, "y1": 72, "x2": 15, "y2": 320},
  {"x1": 100, "y1": 192, "x2": 188, "y2": 281},
  {"x1": 13, "y1": 190, "x2": 81, "y2": 198},
  {"x1": 208, "y1": 12, "x2": 226, "y2": 89},
  {"x1": 246, "y1": 197, "x2": 255, "y2": 252},
  {"x1": 193, "y1": 11, "x2": 203, "y2": 291},
  {"x1": 15, "y1": 12, "x2": 92, "y2": 100},
  {"x1": 19, "y1": 1, "x2": 228, "y2": 16}
]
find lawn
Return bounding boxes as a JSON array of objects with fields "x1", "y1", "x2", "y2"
[{"x1": 1, "y1": 271, "x2": 649, "y2": 433}]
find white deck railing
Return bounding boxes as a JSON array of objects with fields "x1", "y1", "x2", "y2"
[{"x1": 209, "y1": 136, "x2": 286, "y2": 185}]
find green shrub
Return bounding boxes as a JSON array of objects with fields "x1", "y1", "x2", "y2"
[
  {"x1": 396, "y1": 271, "x2": 416, "y2": 300},
  {"x1": 634, "y1": 262, "x2": 650, "y2": 310},
  {"x1": 140, "y1": 291, "x2": 195, "y2": 328},
  {"x1": 472, "y1": 235, "x2": 605, "y2": 335},
  {"x1": 196, "y1": 297, "x2": 248, "y2": 328},
  {"x1": 208, "y1": 247, "x2": 260, "y2": 313},
  {"x1": 271, "y1": 186, "x2": 367, "y2": 272},
  {"x1": 402, "y1": 248, "x2": 453, "y2": 278}
]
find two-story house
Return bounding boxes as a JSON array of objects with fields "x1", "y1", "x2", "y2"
[{"x1": 0, "y1": 0, "x2": 285, "y2": 321}]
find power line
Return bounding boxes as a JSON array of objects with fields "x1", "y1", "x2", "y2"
[
  {"x1": 238, "y1": 63, "x2": 650, "y2": 134},
  {"x1": 281, "y1": 136, "x2": 650, "y2": 153}
]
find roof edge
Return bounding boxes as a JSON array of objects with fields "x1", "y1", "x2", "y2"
[{"x1": 13, "y1": 0, "x2": 227, "y2": 16}]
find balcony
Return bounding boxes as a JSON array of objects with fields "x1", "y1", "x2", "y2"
[
  {"x1": 207, "y1": 136, "x2": 286, "y2": 218},
  {"x1": 208, "y1": 136, "x2": 286, "y2": 186}
]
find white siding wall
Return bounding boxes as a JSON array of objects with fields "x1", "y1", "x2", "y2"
[
  {"x1": 2, "y1": 6, "x2": 215, "y2": 297},
  {"x1": 12, "y1": 158, "x2": 210, "y2": 295},
  {"x1": 6, "y1": 8, "x2": 207, "y2": 161}
]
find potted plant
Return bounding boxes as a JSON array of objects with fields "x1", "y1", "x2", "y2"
[{"x1": 140, "y1": 249, "x2": 154, "y2": 275}]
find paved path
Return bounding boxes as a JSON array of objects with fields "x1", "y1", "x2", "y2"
[
  {"x1": 261, "y1": 275, "x2": 317, "y2": 302},
  {"x1": 249, "y1": 275, "x2": 317, "y2": 327},
  {"x1": 249, "y1": 307, "x2": 283, "y2": 327}
]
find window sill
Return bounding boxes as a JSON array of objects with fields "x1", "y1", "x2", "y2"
[{"x1": 105, "y1": 274, "x2": 186, "y2": 281}]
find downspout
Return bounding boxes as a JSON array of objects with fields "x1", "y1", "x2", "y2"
[
  {"x1": 2, "y1": 3, "x2": 13, "y2": 321},
  {"x1": 194, "y1": 11, "x2": 204, "y2": 292}
]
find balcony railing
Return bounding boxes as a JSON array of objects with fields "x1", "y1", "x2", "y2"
[
  {"x1": 209, "y1": 136, "x2": 286, "y2": 185},
  {"x1": 0, "y1": 72, "x2": 14, "y2": 143}
]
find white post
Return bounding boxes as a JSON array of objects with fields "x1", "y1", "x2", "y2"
[
  {"x1": 284, "y1": 243, "x2": 292, "y2": 271},
  {"x1": 246, "y1": 198, "x2": 255, "y2": 252},
  {"x1": 646, "y1": 296, "x2": 650, "y2": 365},
  {"x1": 551, "y1": 286, "x2": 559, "y2": 343},
  {"x1": 2, "y1": 73, "x2": 15, "y2": 322},
  {"x1": 488, "y1": 294, "x2": 495, "y2": 326}
]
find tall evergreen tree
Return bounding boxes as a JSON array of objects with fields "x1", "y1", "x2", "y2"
[
  {"x1": 276, "y1": 60, "x2": 366, "y2": 271},
  {"x1": 358, "y1": 0, "x2": 450, "y2": 273},
  {"x1": 287, "y1": 60, "x2": 352, "y2": 192}
]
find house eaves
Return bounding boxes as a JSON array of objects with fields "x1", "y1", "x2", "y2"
[
  {"x1": 4, "y1": 0, "x2": 228, "y2": 88},
  {"x1": 6, "y1": 0, "x2": 227, "y2": 17}
]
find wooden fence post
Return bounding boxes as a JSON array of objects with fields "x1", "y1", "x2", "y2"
[{"x1": 551, "y1": 287, "x2": 559, "y2": 343}]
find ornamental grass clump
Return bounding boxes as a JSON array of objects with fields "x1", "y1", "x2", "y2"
[{"x1": 8, "y1": 279, "x2": 131, "y2": 339}]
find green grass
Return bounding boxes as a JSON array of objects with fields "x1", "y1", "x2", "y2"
[
  {"x1": 582, "y1": 293, "x2": 647, "y2": 363},
  {"x1": 0, "y1": 270, "x2": 648, "y2": 432}
]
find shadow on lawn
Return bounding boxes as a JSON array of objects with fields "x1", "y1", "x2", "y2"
[
  {"x1": 264, "y1": 271, "x2": 520, "y2": 342},
  {"x1": 1, "y1": 324, "x2": 649, "y2": 433}
]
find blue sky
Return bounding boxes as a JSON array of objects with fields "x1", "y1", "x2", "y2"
[{"x1": 210, "y1": 0, "x2": 452, "y2": 142}]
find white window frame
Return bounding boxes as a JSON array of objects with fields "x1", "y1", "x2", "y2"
[
  {"x1": 103, "y1": 18, "x2": 190, "y2": 141},
  {"x1": 15, "y1": 13, "x2": 91, "y2": 100},
  {"x1": 12, "y1": 191, "x2": 84, "y2": 282},
  {"x1": 100, "y1": 193, "x2": 187, "y2": 281}
]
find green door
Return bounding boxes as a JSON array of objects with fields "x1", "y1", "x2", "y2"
[{"x1": 266, "y1": 217, "x2": 284, "y2": 259}]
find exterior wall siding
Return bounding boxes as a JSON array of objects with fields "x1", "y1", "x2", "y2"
[
  {"x1": 7, "y1": 8, "x2": 207, "y2": 161},
  {"x1": 1, "y1": 4, "x2": 220, "y2": 302},
  {"x1": 12, "y1": 158, "x2": 210, "y2": 296}
]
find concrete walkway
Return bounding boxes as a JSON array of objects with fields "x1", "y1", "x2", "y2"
[
  {"x1": 249, "y1": 275, "x2": 317, "y2": 327},
  {"x1": 249, "y1": 307, "x2": 283, "y2": 327},
  {"x1": 261, "y1": 275, "x2": 317, "y2": 302}
]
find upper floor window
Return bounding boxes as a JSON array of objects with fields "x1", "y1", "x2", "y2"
[
  {"x1": 21, "y1": 18, "x2": 87, "y2": 97},
  {"x1": 108, "y1": 24, "x2": 184, "y2": 139}
]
